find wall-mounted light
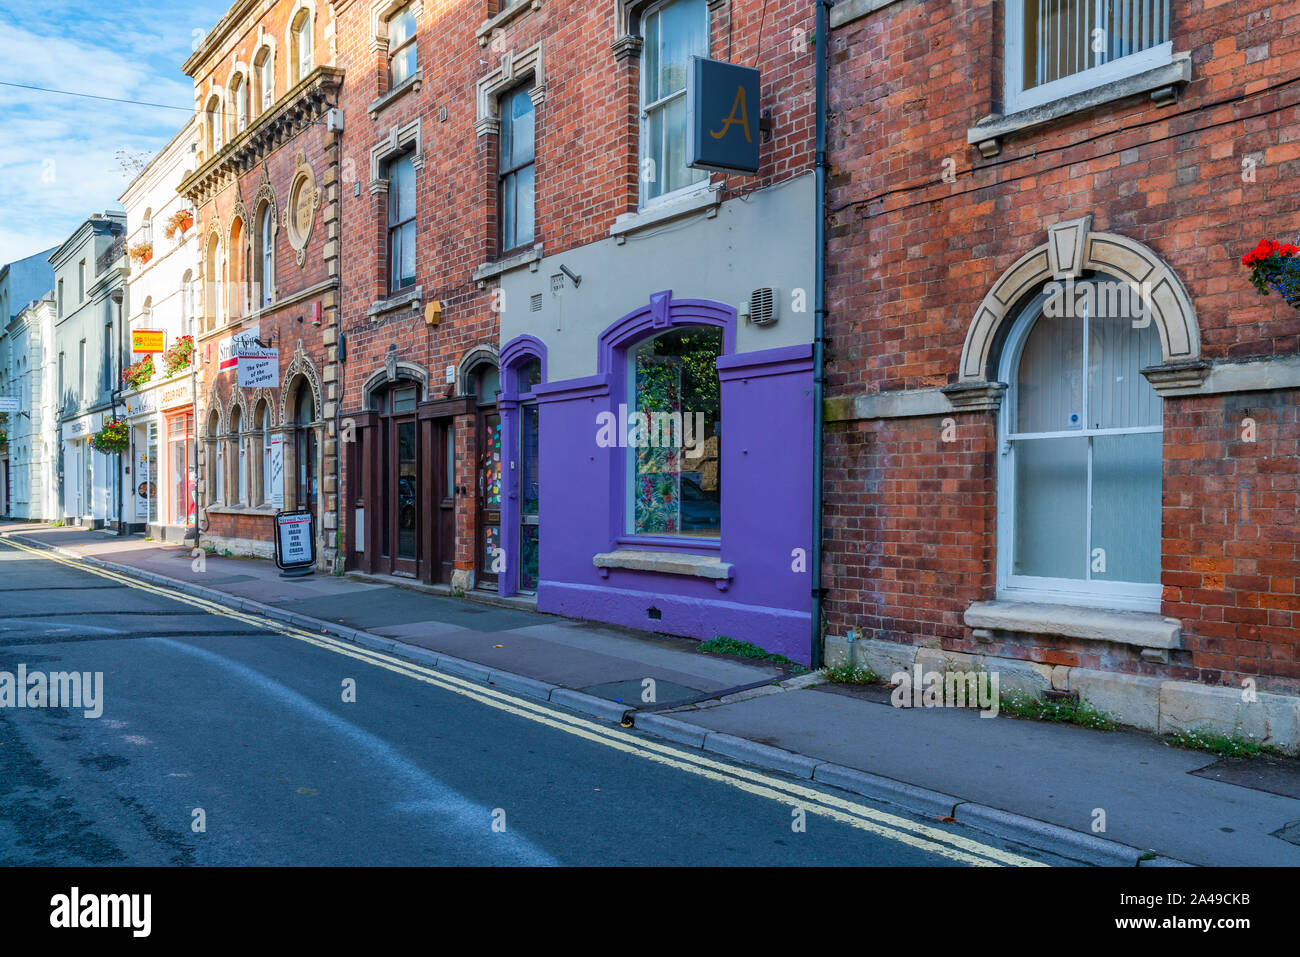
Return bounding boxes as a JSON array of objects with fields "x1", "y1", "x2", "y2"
[{"x1": 558, "y1": 264, "x2": 582, "y2": 288}]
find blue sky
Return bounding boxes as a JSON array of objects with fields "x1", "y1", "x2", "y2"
[{"x1": 0, "y1": 0, "x2": 232, "y2": 265}]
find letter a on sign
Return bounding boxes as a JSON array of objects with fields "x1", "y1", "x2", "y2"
[{"x1": 687, "y1": 57, "x2": 760, "y2": 175}]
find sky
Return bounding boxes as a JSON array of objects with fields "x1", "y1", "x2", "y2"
[{"x1": 0, "y1": 0, "x2": 233, "y2": 265}]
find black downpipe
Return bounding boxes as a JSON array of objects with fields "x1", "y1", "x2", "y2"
[{"x1": 810, "y1": 0, "x2": 832, "y2": 669}]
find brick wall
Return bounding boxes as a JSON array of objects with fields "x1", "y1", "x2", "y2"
[{"x1": 824, "y1": 0, "x2": 1300, "y2": 691}]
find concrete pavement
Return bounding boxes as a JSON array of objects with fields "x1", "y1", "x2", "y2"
[
  {"x1": 0, "y1": 531, "x2": 1065, "y2": 866},
  {"x1": 5, "y1": 521, "x2": 1300, "y2": 866}
]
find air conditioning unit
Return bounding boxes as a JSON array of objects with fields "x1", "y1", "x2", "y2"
[{"x1": 748, "y1": 287, "x2": 778, "y2": 326}]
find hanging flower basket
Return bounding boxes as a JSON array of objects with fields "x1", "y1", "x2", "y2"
[
  {"x1": 128, "y1": 242, "x2": 153, "y2": 265},
  {"x1": 123, "y1": 354, "x2": 155, "y2": 390},
  {"x1": 162, "y1": 334, "x2": 195, "y2": 376},
  {"x1": 90, "y1": 419, "x2": 130, "y2": 456},
  {"x1": 164, "y1": 209, "x2": 194, "y2": 240},
  {"x1": 1241, "y1": 239, "x2": 1300, "y2": 307}
]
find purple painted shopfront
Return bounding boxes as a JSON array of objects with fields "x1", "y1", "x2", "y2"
[{"x1": 497, "y1": 290, "x2": 815, "y2": 664}]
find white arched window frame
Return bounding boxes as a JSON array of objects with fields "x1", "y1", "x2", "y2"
[
  {"x1": 230, "y1": 74, "x2": 249, "y2": 135},
  {"x1": 292, "y1": 10, "x2": 313, "y2": 82},
  {"x1": 231, "y1": 407, "x2": 248, "y2": 505},
  {"x1": 996, "y1": 275, "x2": 1164, "y2": 613},
  {"x1": 254, "y1": 47, "x2": 275, "y2": 114},
  {"x1": 260, "y1": 404, "x2": 273, "y2": 504},
  {"x1": 259, "y1": 203, "x2": 275, "y2": 306}
]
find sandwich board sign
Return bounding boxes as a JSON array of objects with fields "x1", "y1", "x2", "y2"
[{"x1": 274, "y1": 509, "x2": 315, "y2": 576}]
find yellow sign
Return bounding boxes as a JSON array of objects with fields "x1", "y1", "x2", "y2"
[{"x1": 132, "y1": 330, "x2": 166, "y2": 353}]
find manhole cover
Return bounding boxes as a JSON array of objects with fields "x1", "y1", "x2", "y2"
[{"x1": 583, "y1": 678, "x2": 704, "y2": 706}]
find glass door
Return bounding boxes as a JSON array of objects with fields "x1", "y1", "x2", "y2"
[
  {"x1": 477, "y1": 411, "x2": 502, "y2": 588},
  {"x1": 519, "y1": 401, "x2": 539, "y2": 592}
]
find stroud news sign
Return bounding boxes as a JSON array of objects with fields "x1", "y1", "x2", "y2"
[{"x1": 686, "y1": 57, "x2": 760, "y2": 175}]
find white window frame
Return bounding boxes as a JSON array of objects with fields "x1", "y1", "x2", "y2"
[
  {"x1": 638, "y1": 0, "x2": 710, "y2": 209},
  {"x1": 256, "y1": 48, "x2": 274, "y2": 113},
  {"x1": 261, "y1": 406, "x2": 273, "y2": 504},
  {"x1": 294, "y1": 12, "x2": 313, "y2": 82},
  {"x1": 995, "y1": 283, "x2": 1162, "y2": 612},
  {"x1": 1003, "y1": 0, "x2": 1173, "y2": 114}
]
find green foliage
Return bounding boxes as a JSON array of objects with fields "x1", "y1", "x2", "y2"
[
  {"x1": 999, "y1": 691, "x2": 1117, "y2": 730},
  {"x1": 1163, "y1": 724, "x2": 1280, "y2": 759},
  {"x1": 698, "y1": 635, "x2": 805, "y2": 673},
  {"x1": 824, "y1": 662, "x2": 880, "y2": 685}
]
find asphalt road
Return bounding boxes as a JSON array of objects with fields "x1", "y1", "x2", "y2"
[{"x1": 0, "y1": 537, "x2": 1069, "y2": 866}]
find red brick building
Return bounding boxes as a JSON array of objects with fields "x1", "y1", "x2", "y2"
[
  {"x1": 182, "y1": 0, "x2": 344, "y2": 569},
  {"x1": 822, "y1": 0, "x2": 1300, "y2": 736},
  {"x1": 332, "y1": 0, "x2": 820, "y2": 652}
]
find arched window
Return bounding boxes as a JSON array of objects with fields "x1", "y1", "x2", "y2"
[
  {"x1": 254, "y1": 48, "x2": 274, "y2": 114},
  {"x1": 229, "y1": 217, "x2": 246, "y2": 317},
  {"x1": 205, "y1": 95, "x2": 222, "y2": 154},
  {"x1": 292, "y1": 10, "x2": 313, "y2": 83},
  {"x1": 204, "y1": 232, "x2": 223, "y2": 330},
  {"x1": 259, "y1": 401, "x2": 274, "y2": 505},
  {"x1": 229, "y1": 406, "x2": 246, "y2": 505},
  {"x1": 293, "y1": 383, "x2": 317, "y2": 512},
  {"x1": 230, "y1": 74, "x2": 249, "y2": 135},
  {"x1": 997, "y1": 275, "x2": 1163, "y2": 610},
  {"x1": 624, "y1": 325, "x2": 721, "y2": 537},
  {"x1": 207, "y1": 410, "x2": 224, "y2": 504},
  {"x1": 257, "y1": 202, "x2": 275, "y2": 307}
]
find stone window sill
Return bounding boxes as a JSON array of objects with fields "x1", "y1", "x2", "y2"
[
  {"x1": 593, "y1": 549, "x2": 734, "y2": 590},
  {"x1": 368, "y1": 71, "x2": 422, "y2": 118},
  {"x1": 477, "y1": 1, "x2": 541, "y2": 45},
  {"x1": 203, "y1": 504, "x2": 277, "y2": 517},
  {"x1": 368, "y1": 285, "x2": 423, "y2": 321},
  {"x1": 472, "y1": 244, "x2": 543, "y2": 287},
  {"x1": 967, "y1": 53, "x2": 1192, "y2": 157},
  {"x1": 965, "y1": 600, "x2": 1181, "y2": 661},
  {"x1": 610, "y1": 185, "x2": 722, "y2": 243}
]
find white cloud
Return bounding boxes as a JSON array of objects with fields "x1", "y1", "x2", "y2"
[{"x1": 0, "y1": 1, "x2": 229, "y2": 265}]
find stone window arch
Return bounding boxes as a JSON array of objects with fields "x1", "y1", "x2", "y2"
[{"x1": 953, "y1": 215, "x2": 1201, "y2": 408}]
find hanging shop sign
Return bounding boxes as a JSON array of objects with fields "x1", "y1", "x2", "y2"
[
  {"x1": 131, "y1": 330, "x2": 166, "y2": 353},
  {"x1": 274, "y1": 508, "x2": 315, "y2": 572},
  {"x1": 237, "y1": 347, "x2": 279, "y2": 388},
  {"x1": 686, "y1": 57, "x2": 761, "y2": 175},
  {"x1": 218, "y1": 324, "x2": 261, "y2": 372}
]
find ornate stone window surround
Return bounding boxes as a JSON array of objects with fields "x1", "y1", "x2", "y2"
[{"x1": 475, "y1": 42, "x2": 545, "y2": 138}]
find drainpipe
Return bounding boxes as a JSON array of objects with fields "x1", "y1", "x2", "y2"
[
  {"x1": 111, "y1": 288, "x2": 125, "y2": 536},
  {"x1": 810, "y1": 0, "x2": 833, "y2": 670}
]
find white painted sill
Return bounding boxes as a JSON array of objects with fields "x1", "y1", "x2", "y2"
[
  {"x1": 610, "y1": 185, "x2": 722, "y2": 243},
  {"x1": 968, "y1": 52, "x2": 1192, "y2": 156}
]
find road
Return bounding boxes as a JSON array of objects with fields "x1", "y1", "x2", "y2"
[{"x1": 0, "y1": 537, "x2": 1068, "y2": 866}]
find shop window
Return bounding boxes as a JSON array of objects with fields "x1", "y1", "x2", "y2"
[
  {"x1": 169, "y1": 412, "x2": 195, "y2": 526},
  {"x1": 998, "y1": 276, "x2": 1163, "y2": 610},
  {"x1": 640, "y1": 0, "x2": 708, "y2": 206},
  {"x1": 626, "y1": 325, "x2": 721, "y2": 538}
]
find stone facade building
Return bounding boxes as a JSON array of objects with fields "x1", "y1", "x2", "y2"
[
  {"x1": 822, "y1": 0, "x2": 1300, "y2": 736},
  {"x1": 182, "y1": 0, "x2": 345, "y2": 569}
]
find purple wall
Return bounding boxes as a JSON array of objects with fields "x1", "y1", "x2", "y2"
[{"x1": 528, "y1": 292, "x2": 815, "y2": 663}]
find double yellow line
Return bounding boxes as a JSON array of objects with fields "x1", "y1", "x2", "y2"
[{"x1": 0, "y1": 535, "x2": 1048, "y2": 867}]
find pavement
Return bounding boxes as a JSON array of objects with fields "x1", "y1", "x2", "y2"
[{"x1": 4, "y1": 520, "x2": 1300, "y2": 867}]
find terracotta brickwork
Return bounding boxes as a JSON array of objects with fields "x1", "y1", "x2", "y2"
[{"x1": 824, "y1": 0, "x2": 1300, "y2": 691}]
